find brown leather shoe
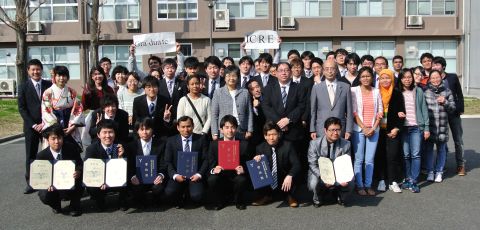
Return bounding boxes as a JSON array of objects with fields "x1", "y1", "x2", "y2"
[
  {"x1": 356, "y1": 188, "x2": 367, "y2": 196},
  {"x1": 366, "y1": 188, "x2": 376, "y2": 196},
  {"x1": 457, "y1": 166, "x2": 466, "y2": 176},
  {"x1": 251, "y1": 196, "x2": 272, "y2": 206},
  {"x1": 287, "y1": 195, "x2": 298, "y2": 208}
]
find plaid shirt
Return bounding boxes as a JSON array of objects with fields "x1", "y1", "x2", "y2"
[{"x1": 424, "y1": 83, "x2": 456, "y2": 143}]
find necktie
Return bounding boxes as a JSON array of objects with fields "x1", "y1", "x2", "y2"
[
  {"x1": 328, "y1": 83, "x2": 335, "y2": 106},
  {"x1": 209, "y1": 80, "x2": 216, "y2": 99},
  {"x1": 107, "y1": 147, "x2": 113, "y2": 159},
  {"x1": 184, "y1": 139, "x2": 190, "y2": 152},
  {"x1": 306, "y1": 70, "x2": 312, "y2": 78},
  {"x1": 149, "y1": 102, "x2": 155, "y2": 116},
  {"x1": 271, "y1": 147, "x2": 278, "y2": 190},
  {"x1": 168, "y1": 80, "x2": 173, "y2": 97},
  {"x1": 263, "y1": 75, "x2": 268, "y2": 87},
  {"x1": 281, "y1": 86, "x2": 287, "y2": 108},
  {"x1": 35, "y1": 83, "x2": 41, "y2": 100},
  {"x1": 241, "y1": 76, "x2": 247, "y2": 88},
  {"x1": 143, "y1": 143, "x2": 150, "y2": 156},
  {"x1": 56, "y1": 153, "x2": 62, "y2": 160}
]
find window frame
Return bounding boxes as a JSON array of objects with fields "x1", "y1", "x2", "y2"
[
  {"x1": 340, "y1": 41, "x2": 396, "y2": 60},
  {"x1": 406, "y1": 0, "x2": 456, "y2": 16},
  {"x1": 28, "y1": 45, "x2": 81, "y2": 80},
  {"x1": 99, "y1": 0, "x2": 140, "y2": 21},
  {"x1": 156, "y1": 0, "x2": 198, "y2": 20},
  {"x1": 278, "y1": 0, "x2": 333, "y2": 18},
  {"x1": 404, "y1": 40, "x2": 457, "y2": 73},
  {"x1": 341, "y1": 0, "x2": 396, "y2": 17},
  {"x1": 29, "y1": 0, "x2": 79, "y2": 23},
  {"x1": 280, "y1": 41, "x2": 333, "y2": 60},
  {"x1": 0, "y1": 48, "x2": 17, "y2": 80},
  {"x1": 215, "y1": 0, "x2": 269, "y2": 19}
]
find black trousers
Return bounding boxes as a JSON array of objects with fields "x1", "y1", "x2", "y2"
[
  {"x1": 130, "y1": 182, "x2": 166, "y2": 203},
  {"x1": 374, "y1": 129, "x2": 403, "y2": 184},
  {"x1": 86, "y1": 186, "x2": 128, "y2": 207},
  {"x1": 24, "y1": 128, "x2": 42, "y2": 183},
  {"x1": 255, "y1": 175, "x2": 297, "y2": 200},
  {"x1": 164, "y1": 179, "x2": 204, "y2": 203},
  {"x1": 207, "y1": 171, "x2": 248, "y2": 205},
  {"x1": 38, "y1": 181, "x2": 84, "y2": 211}
]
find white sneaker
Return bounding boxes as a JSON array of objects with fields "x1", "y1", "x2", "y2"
[
  {"x1": 427, "y1": 172, "x2": 434, "y2": 182},
  {"x1": 434, "y1": 173, "x2": 443, "y2": 183},
  {"x1": 377, "y1": 180, "x2": 386, "y2": 191},
  {"x1": 389, "y1": 182, "x2": 402, "y2": 193}
]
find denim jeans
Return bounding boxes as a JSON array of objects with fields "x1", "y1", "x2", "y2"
[
  {"x1": 352, "y1": 130, "x2": 379, "y2": 188},
  {"x1": 402, "y1": 126, "x2": 422, "y2": 183},
  {"x1": 424, "y1": 141, "x2": 447, "y2": 173},
  {"x1": 448, "y1": 114, "x2": 465, "y2": 167}
]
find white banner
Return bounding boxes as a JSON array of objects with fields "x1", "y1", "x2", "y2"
[
  {"x1": 244, "y1": 30, "x2": 279, "y2": 50},
  {"x1": 133, "y1": 32, "x2": 176, "y2": 56}
]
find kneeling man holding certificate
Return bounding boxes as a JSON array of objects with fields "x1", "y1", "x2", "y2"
[
  {"x1": 34, "y1": 124, "x2": 83, "y2": 216},
  {"x1": 164, "y1": 116, "x2": 209, "y2": 208},
  {"x1": 207, "y1": 115, "x2": 252, "y2": 210},
  {"x1": 307, "y1": 117, "x2": 354, "y2": 207},
  {"x1": 84, "y1": 119, "x2": 128, "y2": 211}
]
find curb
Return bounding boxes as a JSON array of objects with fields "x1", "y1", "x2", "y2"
[
  {"x1": 0, "y1": 134, "x2": 24, "y2": 144},
  {"x1": 461, "y1": 115, "x2": 480, "y2": 118}
]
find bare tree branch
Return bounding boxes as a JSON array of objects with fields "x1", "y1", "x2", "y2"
[
  {"x1": 0, "y1": 7, "x2": 16, "y2": 31},
  {"x1": 26, "y1": 0, "x2": 46, "y2": 19}
]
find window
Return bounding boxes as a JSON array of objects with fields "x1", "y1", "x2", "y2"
[
  {"x1": 157, "y1": 0, "x2": 197, "y2": 20},
  {"x1": 404, "y1": 40, "x2": 457, "y2": 73},
  {"x1": 0, "y1": 48, "x2": 16, "y2": 80},
  {"x1": 99, "y1": 0, "x2": 140, "y2": 21},
  {"x1": 280, "y1": 41, "x2": 333, "y2": 60},
  {"x1": 216, "y1": 0, "x2": 268, "y2": 19},
  {"x1": 341, "y1": 41, "x2": 396, "y2": 60},
  {"x1": 30, "y1": 0, "x2": 78, "y2": 22},
  {"x1": 407, "y1": 0, "x2": 455, "y2": 15},
  {"x1": 279, "y1": 0, "x2": 332, "y2": 17},
  {"x1": 0, "y1": 0, "x2": 16, "y2": 21},
  {"x1": 166, "y1": 43, "x2": 193, "y2": 57},
  {"x1": 28, "y1": 46, "x2": 80, "y2": 80},
  {"x1": 342, "y1": 0, "x2": 395, "y2": 16},
  {"x1": 99, "y1": 45, "x2": 141, "y2": 73}
]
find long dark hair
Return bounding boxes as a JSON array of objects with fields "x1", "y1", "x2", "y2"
[
  {"x1": 87, "y1": 65, "x2": 109, "y2": 96},
  {"x1": 398, "y1": 68, "x2": 415, "y2": 91}
]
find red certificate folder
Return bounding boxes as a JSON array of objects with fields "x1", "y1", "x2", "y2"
[{"x1": 218, "y1": 140, "x2": 240, "y2": 170}]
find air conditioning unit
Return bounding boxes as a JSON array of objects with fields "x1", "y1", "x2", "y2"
[
  {"x1": 407, "y1": 15, "x2": 423, "y2": 27},
  {"x1": 215, "y1": 9, "x2": 230, "y2": 30},
  {"x1": 280, "y1": 16, "x2": 295, "y2": 28},
  {"x1": 126, "y1": 20, "x2": 140, "y2": 30},
  {"x1": 321, "y1": 46, "x2": 330, "y2": 54},
  {"x1": 27, "y1": 22, "x2": 43, "y2": 33},
  {"x1": 407, "y1": 46, "x2": 418, "y2": 55},
  {"x1": 0, "y1": 79, "x2": 16, "y2": 95}
]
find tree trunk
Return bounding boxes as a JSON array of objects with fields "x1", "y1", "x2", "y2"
[
  {"x1": 89, "y1": 0, "x2": 100, "y2": 68},
  {"x1": 15, "y1": 30, "x2": 27, "y2": 84}
]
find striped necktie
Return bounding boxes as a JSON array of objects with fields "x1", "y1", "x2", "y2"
[
  {"x1": 281, "y1": 86, "x2": 287, "y2": 108},
  {"x1": 271, "y1": 147, "x2": 278, "y2": 190}
]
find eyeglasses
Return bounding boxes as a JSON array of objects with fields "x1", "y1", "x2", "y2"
[
  {"x1": 327, "y1": 129, "x2": 341, "y2": 133},
  {"x1": 323, "y1": 67, "x2": 336, "y2": 72},
  {"x1": 277, "y1": 69, "x2": 290, "y2": 73}
]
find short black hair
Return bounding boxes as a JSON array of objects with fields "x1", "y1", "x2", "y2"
[
  {"x1": 429, "y1": 70, "x2": 442, "y2": 79},
  {"x1": 324, "y1": 117, "x2": 342, "y2": 129},
  {"x1": 224, "y1": 65, "x2": 240, "y2": 78},
  {"x1": 335, "y1": 48, "x2": 348, "y2": 57},
  {"x1": 42, "y1": 123, "x2": 65, "y2": 139},
  {"x1": 162, "y1": 58, "x2": 178, "y2": 70},
  {"x1": 345, "y1": 53, "x2": 361, "y2": 66},
  {"x1": 186, "y1": 74, "x2": 201, "y2": 85},
  {"x1": 276, "y1": 62, "x2": 291, "y2": 70},
  {"x1": 420, "y1": 53, "x2": 433, "y2": 63},
  {"x1": 27, "y1": 59, "x2": 43, "y2": 70},
  {"x1": 258, "y1": 53, "x2": 273, "y2": 65},
  {"x1": 374, "y1": 56, "x2": 389, "y2": 66},
  {"x1": 263, "y1": 121, "x2": 282, "y2": 136},
  {"x1": 184, "y1": 56, "x2": 199, "y2": 68},
  {"x1": 101, "y1": 94, "x2": 119, "y2": 108},
  {"x1": 432, "y1": 56, "x2": 447, "y2": 69},
  {"x1": 326, "y1": 51, "x2": 336, "y2": 59},
  {"x1": 357, "y1": 66, "x2": 374, "y2": 81},
  {"x1": 111, "y1": 65, "x2": 128, "y2": 78},
  {"x1": 290, "y1": 57, "x2": 304, "y2": 69},
  {"x1": 148, "y1": 56, "x2": 162, "y2": 65},
  {"x1": 222, "y1": 56, "x2": 235, "y2": 65},
  {"x1": 134, "y1": 117, "x2": 155, "y2": 132},
  {"x1": 53, "y1": 65, "x2": 70, "y2": 80},
  {"x1": 99, "y1": 57, "x2": 112, "y2": 65},
  {"x1": 239, "y1": 56, "x2": 254, "y2": 66},
  {"x1": 398, "y1": 68, "x2": 415, "y2": 91},
  {"x1": 220, "y1": 115, "x2": 238, "y2": 129},
  {"x1": 142, "y1": 76, "x2": 159, "y2": 88},
  {"x1": 311, "y1": 57, "x2": 324, "y2": 67},
  {"x1": 287, "y1": 49, "x2": 300, "y2": 59},
  {"x1": 127, "y1": 72, "x2": 140, "y2": 81},
  {"x1": 392, "y1": 55, "x2": 404, "y2": 63},
  {"x1": 96, "y1": 119, "x2": 118, "y2": 135},
  {"x1": 412, "y1": 66, "x2": 426, "y2": 76},
  {"x1": 301, "y1": 51, "x2": 315, "y2": 59},
  {"x1": 177, "y1": 116, "x2": 194, "y2": 126},
  {"x1": 204, "y1": 56, "x2": 222, "y2": 69},
  {"x1": 360, "y1": 54, "x2": 374, "y2": 64}
]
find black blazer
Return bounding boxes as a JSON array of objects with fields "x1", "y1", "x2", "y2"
[
  {"x1": 261, "y1": 82, "x2": 307, "y2": 141},
  {"x1": 132, "y1": 94, "x2": 171, "y2": 137},
  {"x1": 252, "y1": 74, "x2": 277, "y2": 89},
  {"x1": 255, "y1": 140, "x2": 301, "y2": 180},
  {"x1": 85, "y1": 141, "x2": 125, "y2": 160},
  {"x1": 201, "y1": 77, "x2": 225, "y2": 98},
  {"x1": 164, "y1": 134, "x2": 209, "y2": 178},
  {"x1": 251, "y1": 97, "x2": 266, "y2": 146},
  {"x1": 158, "y1": 77, "x2": 187, "y2": 120},
  {"x1": 294, "y1": 76, "x2": 314, "y2": 122},
  {"x1": 208, "y1": 139, "x2": 252, "y2": 171},
  {"x1": 18, "y1": 79, "x2": 52, "y2": 130},
  {"x1": 385, "y1": 89, "x2": 406, "y2": 132},
  {"x1": 126, "y1": 137, "x2": 167, "y2": 179},
  {"x1": 89, "y1": 108, "x2": 130, "y2": 144},
  {"x1": 36, "y1": 142, "x2": 83, "y2": 171}
]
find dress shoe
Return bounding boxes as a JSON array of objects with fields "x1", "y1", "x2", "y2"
[
  {"x1": 235, "y1": 204, "x2": 246, "y2": 210},
  {"x1": 337, "y1": 196, "x2": 345, "y2": 206},
  {"x1": 70, "y1": 210, "x2": 82, "y2": 217},
  {"x1": 313, "y1": 201, "x2": 322, "y2": 208},
  {"x1": 287, "y1": 195, "x2": 298, "y2": 208},
  {"x1": 457, "y1": 166, "x2": 466, "y2": 176},
  {"x1": 52, "y1": 207, "x2": 62, "y2": 214},
  {"x1": 95, "y1": 200, "x2": 106, "y2": 212},
  {"x1": 213, "y1": 203, "x2": 224, "y2": 211},
  {"x1": 366, "y1": 188, "x2": 376, "y2": 196},
  {"x1": 251, "y1": 196, "x2": 272, "y2": 206},
  {"x1": 175, "y1": 201, "x2": 185, "y2": 209},
  {"x1": 24, "y1": 186, "x2": 35, "y2": 194},
  {"x1": 356, "y1": 188, "x2": 367, "y2": 196}
]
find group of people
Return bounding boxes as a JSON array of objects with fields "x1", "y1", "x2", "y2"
[{"x1": 17, "y1": 43, "x2": 465, "y2": 217}]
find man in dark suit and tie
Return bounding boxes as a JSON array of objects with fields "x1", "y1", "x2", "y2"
[
  {"x1": 252, "y1": 53, "x2": 277, "y2": 89},
  {"x1": 238, "y1": 56, "x2": 255, "y2": 89},
  {"x1": 158, "y1": 58, "x2": 187, "y2": 122},
  {"x1": 89, "y1": 94, "x2": 130, "y2": 144},
  {"x1": 36, "y1": 124, "x2": 83, "y2": 216},
  {"x1": 164, "y1": 116, "x2": 209, "y2": 208},
  {"x1": 132, "y1": 76, "x2": 172, "y2": 139},
  {"x1": 85, "y1": 119, "x2": 128, "y2": 211},
  {"x1": 18, "y1": 59, "x2": 53, "y2": 194},
  {"x1": 127, "y1": 118, "x2": 167, "y2": 207},
  {"x1": 252, "y1": 121, "x2": 301, "y2": 208},
  {"x1": 207, "y1": 115, "x2": 252, "y2": 210},
  {"x1": 201, "y1": 56, "x2": 225, "y2": 99}
]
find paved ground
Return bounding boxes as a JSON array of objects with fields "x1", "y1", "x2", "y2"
[{"x1": 1, "y1": 119, "x2": 479, "y2": 230}]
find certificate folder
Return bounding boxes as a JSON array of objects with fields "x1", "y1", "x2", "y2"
[
  {"x1": 177, "y1": 151, "x2": 198, "y2": 178},
  {"x1": 136, "y1": 155, "x2": 157, "y2": 184},
  {"x1": 29, "y1": 160, "x2": 75, "y2": 190},
  {"x1": 246, "y1": 156, "x2": 273, "y2": 190},
  {"x1": 318, "y1": 155, "x2": 354, "y2": 184},
  {"x1": 83, "y1": 158, "x2": 127, "y2": 187},
  {"x1": 218, "y1": 140, "x2": 240, "y2": 170}
]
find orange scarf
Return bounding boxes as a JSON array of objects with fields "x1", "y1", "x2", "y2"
[{"x1": 379, "y1": 69, "x2": 394, "y2": 113}]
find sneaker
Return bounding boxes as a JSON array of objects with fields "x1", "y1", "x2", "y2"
[
  {"x1": 427, "y1": 172, "x2": 435, "y2": 182},
  {"x1": 457, "y1": 166, "x2": 466, "y2": 176},
  {"x1": 389, "y1": 182, "x2": 402, "y2": 193},
  {"x1": 409, "y1": 183, "x2": 420, "y2": 193},
  {"x1": 377, "y1": 180, "x2": 386, "y2": 192},
  {"x1": 434, "y1": 172, "x2": 443, "y2": 183},
  {"x1": 401, "y1": 181, "x2": 412, "y2": 190}
]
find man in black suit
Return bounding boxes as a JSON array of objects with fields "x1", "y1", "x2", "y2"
[
  {"x1": 36, "y1": 124, "x2": 83, "y2": 216},
  {"x1": 18, "y1": 59, "x2": 53, "y2": 194},
  {"x1": 247, "y1": 79, "x2": 266, "y2": 147},
  {"x1": 238, "y1": 56, "x2": 255, "y2": 89},
  {"x1": 89, "y1": 94, "x2": 130, "y2": 144},
  {"x1": 127, "y1": 118, "x2": 167, "y2": 207},
  {"x1": 84, "y1": 119, "x2": 128, "y2": 211},
  {"x1": 252, "y1": 53, "x2": 277, "y2": 89},
  {"x1": 164, "y1": 116, "x2": 209, "y2": 208},
  {"x1": 201, "y1": 56, "x2": 225, "y2": 99},
  {"x1": 207, "y1": 115, "x2": 251, "y2": 210},
  {"x1": 159, "y1": 58, "x2": 187, "y2": 122},
  {"x1": 132, "y1": 76, "x2": 172, "y2": 138},
  {"x1": 252, "y1": 122, "x2": 301, "y2": 208}
]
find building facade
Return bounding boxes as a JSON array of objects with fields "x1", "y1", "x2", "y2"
[{"x1": 0, "y1": 0, "x2": 467, "y2": 94}]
